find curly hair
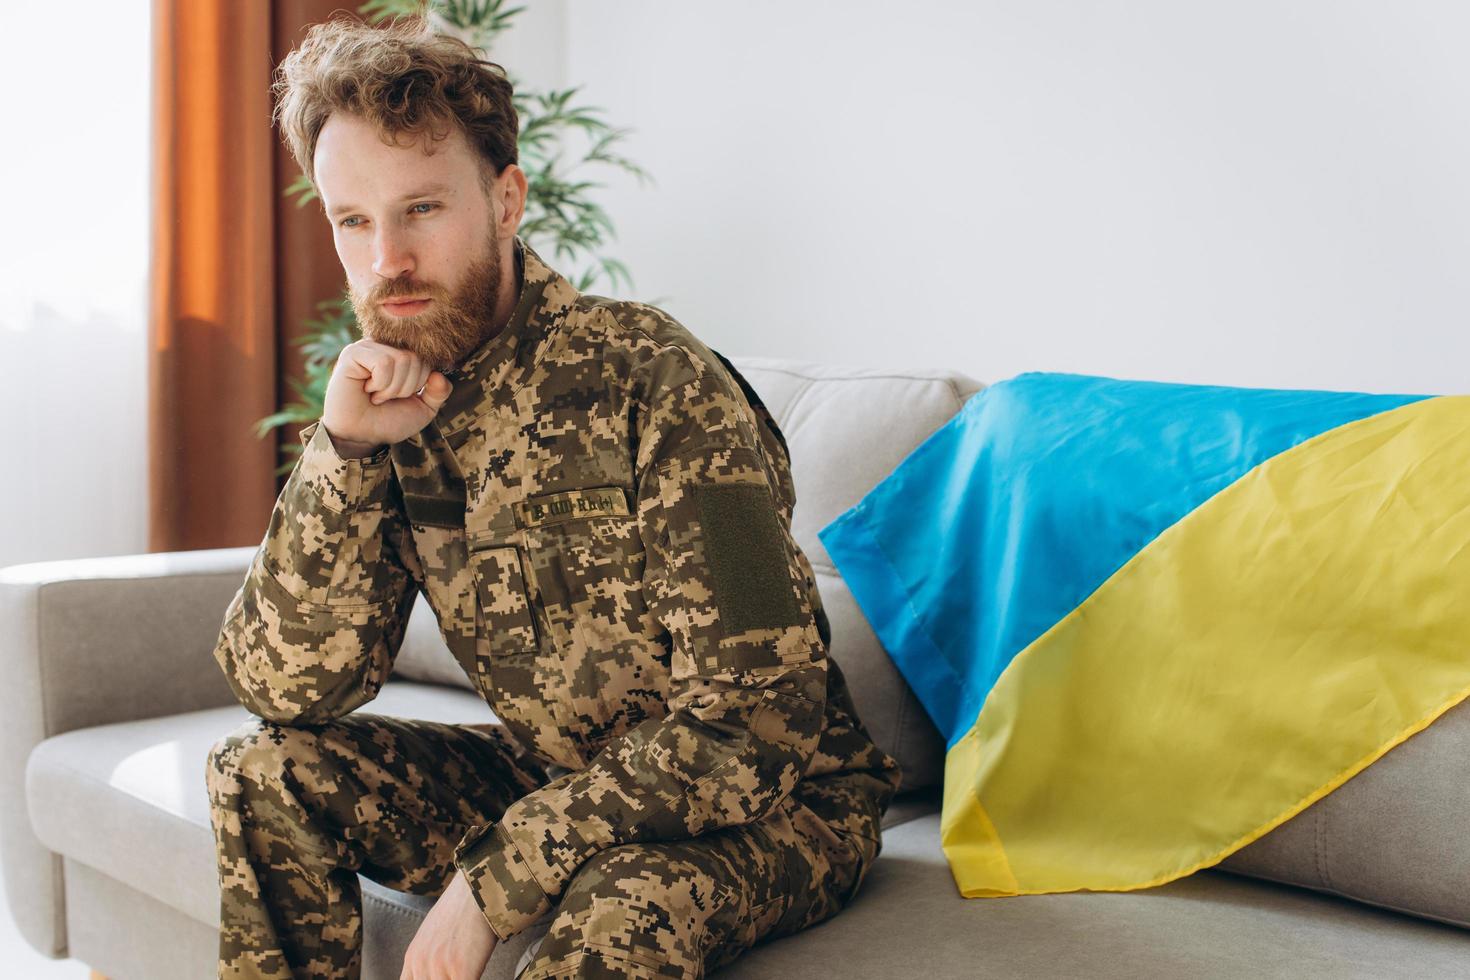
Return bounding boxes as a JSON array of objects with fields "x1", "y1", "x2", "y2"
[{"x1": 271, "y1": 13, "x2": 518, "y2": 197}]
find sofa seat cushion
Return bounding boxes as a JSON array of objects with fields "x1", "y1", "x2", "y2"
[
  {"x1": 24, "y1": 681, "x2": 498, "y2": 927},
  {"x1": 24, "y1": 680, "x2": 934, "y2": 930},
  {"x1": 720, "y1": 813, "x2": 1470, "y2": 979},
  {"x1": 1221, "y1": 692, "x2": 1470, "y2": 930},
  {"x1": 40, "y1": 683, "x2": 1460, "y2": 979},
  {"x1": 33, "y1": 684, "x2": 1470, "y2": 978}
]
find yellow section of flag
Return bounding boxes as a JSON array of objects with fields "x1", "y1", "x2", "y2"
[{"x1": 942, "y1": 394, "x2": 1470, "y2": 897}]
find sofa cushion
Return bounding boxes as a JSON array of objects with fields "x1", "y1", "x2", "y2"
[
  {"x1": 1220, "y1": 692, "x2": 1470, "y2": 930},
  {"x1": 394, "y1": 591, "x2": 476, "y2": 691},
  {"x1": 34, "y1": 687, "x2": 1470, "y2": 979},
  {"x1": 25, "y1": 677, "x2": 937, "y2": 933},
  {"x1": 727, "y1": 357, "x2": 984, "y2": 792},
  {"x1": 24, "y1": 681, "x2": 497, "y2": 927},
  {"x1": 719, "y1": 813, "x2": 1470, "y2": 979}
]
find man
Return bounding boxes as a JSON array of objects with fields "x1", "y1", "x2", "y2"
[{"x1": 207, "y1": 15, "x2": 900, "y2": 980}]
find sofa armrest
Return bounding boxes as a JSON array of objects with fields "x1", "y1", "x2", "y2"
[
  {"x1": 0, "y1": 546, "x2": 252, "y2": 733},
  {"x1": 0, "y1": 545, "x2": 252, "y2": 957}
]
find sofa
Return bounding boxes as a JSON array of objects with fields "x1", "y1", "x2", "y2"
[{"x1": 6, "y1": 356, "x2": 1470, "y2": 980}]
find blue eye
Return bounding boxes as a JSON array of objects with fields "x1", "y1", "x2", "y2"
[{"x1": 338, "y1": 203, "x2": 436, "y2": 229}]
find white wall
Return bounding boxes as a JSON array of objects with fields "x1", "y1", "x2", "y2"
[
  {"x1": 487, "y1": 0, "x2": 568, "y2": 93},
  {"x1": 561, "y1": 1, "x2": 1470, "y2": 395},
  {"x1": 7, "y1": 2, "x2": 1469, "y2": 569},
  {"x1": 0, "y1": 3, "x2": 151, "y2": 570}
]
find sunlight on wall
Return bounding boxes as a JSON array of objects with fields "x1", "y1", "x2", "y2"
[
  {"x1": 1, "y1": 4, "x2": 150, "y2": 332},
  {"x1": 1, "y1": 3, "x2": 151, "y2": 568}
]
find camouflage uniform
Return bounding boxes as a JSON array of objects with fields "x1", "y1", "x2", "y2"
[{"x1": 207, "y1": 236, "x2": 901, "y2": 979}]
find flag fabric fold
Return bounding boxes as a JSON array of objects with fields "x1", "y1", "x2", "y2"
[{"x1": 820, "y1": 372, "x2": 1470, "y2": 897}]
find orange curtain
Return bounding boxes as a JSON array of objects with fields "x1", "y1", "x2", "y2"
[{"x1": 148, "y1": 0, "x2": 349, "y2": 552}]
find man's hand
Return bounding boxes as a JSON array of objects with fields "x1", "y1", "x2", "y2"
[
  {"x1": 321, "y1": 339, "x2": 454, "y2": 457},
  {"x1": 400, "y1": 868, "x2": 498, "y2": 980}
]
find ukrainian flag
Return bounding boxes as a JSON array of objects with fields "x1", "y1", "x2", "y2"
[{"x1": 819, "y1": 372, "x2": 1470, "y2": 898}]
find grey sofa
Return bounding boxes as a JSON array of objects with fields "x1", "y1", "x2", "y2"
[{"x1": 6, "y1": 357, "x2": 1470, "y2": 980}]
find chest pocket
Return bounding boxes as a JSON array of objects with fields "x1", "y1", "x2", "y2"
[
  {"x1": 521, "y1": 486, "x2": 648, "y2": 659},
  {"x1": 463, "y1": 484, "x2": 634, "y2": 659},
  {"x1": 468, "y1": 545, "x2": 539, "y2": 657}
]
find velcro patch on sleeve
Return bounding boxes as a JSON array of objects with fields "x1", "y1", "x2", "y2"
[
  {"x1": 402, "y1": 493, "x2": 467, "y2": 529},
  {"x1": 692, "y1": 482, "x2": 804, "y2": 633}
]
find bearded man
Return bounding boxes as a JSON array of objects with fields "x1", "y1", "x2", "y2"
[{"x1": 207, "y1": 14, "x2": 899, "y2": 980}]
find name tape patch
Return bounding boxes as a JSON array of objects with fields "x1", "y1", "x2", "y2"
[{"x1": 517, "y1": 486, "x2": 631, "y2": 528}]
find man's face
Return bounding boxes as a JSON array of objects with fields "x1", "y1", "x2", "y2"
[{"x1": 314, "y1": 111, "x2": 505, "y2": 373}]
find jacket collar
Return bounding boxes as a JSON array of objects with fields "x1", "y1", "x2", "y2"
[{"x1": 434, "y1": 235, "x2": 579, "y2": 436}]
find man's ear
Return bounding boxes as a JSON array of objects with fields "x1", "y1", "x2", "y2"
[{"x1": 496, "y1": 164, "x2": 528, "y2": 240}]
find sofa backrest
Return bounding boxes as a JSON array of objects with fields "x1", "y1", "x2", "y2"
[
  {"x1": 725, "y1": 357, "x2": 984, "y2": 791},
  {"x1": 393, "y1": 356, "x2": 984, "y2": 792}
]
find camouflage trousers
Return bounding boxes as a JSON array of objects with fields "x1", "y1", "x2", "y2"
[{"x1": 206, "y1": 712, "x2": 882, "y2": 979}]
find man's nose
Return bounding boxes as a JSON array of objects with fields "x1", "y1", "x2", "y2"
[{"x1": 371, "y1": 227, "x2": 415, "y2": 280}]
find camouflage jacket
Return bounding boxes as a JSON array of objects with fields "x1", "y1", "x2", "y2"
[{"x1": 212, "y1": 236, "x2": 901, "y2": 940}]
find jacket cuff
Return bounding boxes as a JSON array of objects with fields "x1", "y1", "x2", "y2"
[
  {"x1": 452, "y1": 823, "x2": 554, "y2": 942},
  {"x1": 295, "y1": 420, "x2": 392, "y2": 514}
]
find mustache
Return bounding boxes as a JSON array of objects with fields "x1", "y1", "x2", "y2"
[{"x1": 374, "y1": 281, "x2": 440, "y2": 302}]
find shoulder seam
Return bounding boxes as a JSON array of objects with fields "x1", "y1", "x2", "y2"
[{"x1": 586, "y1": 299, "x2": 714, "y2": 376}]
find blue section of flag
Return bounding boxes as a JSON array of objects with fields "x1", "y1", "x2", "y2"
[{"x1": 819, "y1": 372, "x2": 1431, "y2": 748}]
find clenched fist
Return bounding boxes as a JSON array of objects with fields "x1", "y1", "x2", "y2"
[{"x1": 320, "y1": 339, "x2": 454, "y2": 458}]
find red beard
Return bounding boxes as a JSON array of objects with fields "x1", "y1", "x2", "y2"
[{"x1": 351, "y1": 239, "x2": 502, "y2": 374}]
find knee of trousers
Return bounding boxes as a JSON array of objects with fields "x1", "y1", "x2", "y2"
[
  {"x1": 527, "y1": 845, "x2": 735, "y2": 976},
  {"x1": 205, "y1": 717, "x2": 334, "y2": 805}
]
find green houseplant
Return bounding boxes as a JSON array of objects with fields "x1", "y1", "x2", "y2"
[{"x1": 256, "y1": 0, "x2": 650, "y2": 473}]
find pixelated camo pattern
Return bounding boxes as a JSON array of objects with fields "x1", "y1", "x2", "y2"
[{"x1": 210, "y1": 237, "x2": 901, "y2": 977}]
